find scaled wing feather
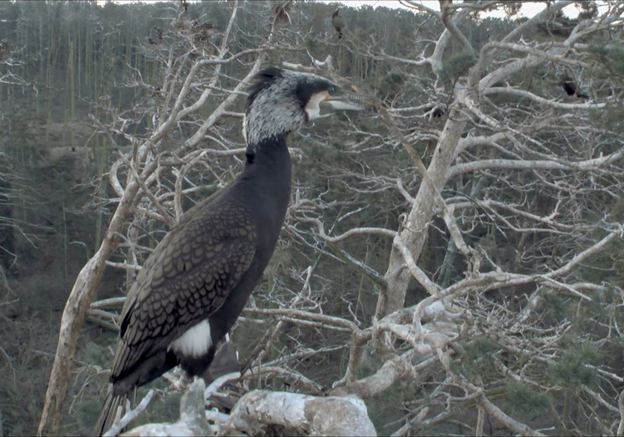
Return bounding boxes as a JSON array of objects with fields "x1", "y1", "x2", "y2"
[{"x1": 111, "y1": 198, "x2": 256, "y2": 380}]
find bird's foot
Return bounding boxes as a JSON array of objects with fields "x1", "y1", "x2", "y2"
[{"x1": 171, "y1": 373, "x2": 191, "y2": 392}]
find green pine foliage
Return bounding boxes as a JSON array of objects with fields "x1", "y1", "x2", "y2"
[
  {"x1": 377, "y1": 71, "x2": 404, "y2": 96},
  {"x1": 439, "y1": 50, "x2": 477, "y2": 87},
  {"x1": 75, "y1": 398, "x2": 102, "y2": 431},
  {"x1": 453, "y1": 336, "x2": 499, "y2": 381},
  {"x1": 80, "y1": 341, "x2": 112, "y2": 369},
  {"x1": 506, "y1": 382, "x2": 550, "y2": 419},
  {"x1": 548, "y1": 342, "x2": 602, "y2": 389}
]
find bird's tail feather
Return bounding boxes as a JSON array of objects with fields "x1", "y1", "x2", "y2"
[{"x1": 93, "y1": 391, "x2": 128, "y2": 437}]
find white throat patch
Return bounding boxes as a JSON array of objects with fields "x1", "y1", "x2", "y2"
[
  {"x1": 305, "y1": 91, "x2": 329, "y2": 121},
  {"x1": 244, "y1": 70, "x2": 335, "y2": 147},
  {"x1": 169, "y1": 320, "x2": 213, "y2": 357}
]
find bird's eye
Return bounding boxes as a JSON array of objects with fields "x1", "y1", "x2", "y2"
[{"x1": 328, "y1": 86, "x2": 337, "y2": 95}]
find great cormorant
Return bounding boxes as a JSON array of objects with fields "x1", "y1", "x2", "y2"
[
  {"x1": 424, "y1": 105, "x2": 445, "y2": 118},
  {"x1": 94, "y1": 68, "x2": 357, "y2": 435},
  {"x1": 0, "y1": 41, "x2": 11, "y2": 63},
  {"x1": 559, "y1": 73, "x2": 588, "y2": 99},
  {"x1": 332, "y1": 8, "x2": 344, "y2": 40}
]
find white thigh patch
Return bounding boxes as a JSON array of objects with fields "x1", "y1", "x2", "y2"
[{"x1": 169, "y1": 320, "x2": 213, "y2": 357}]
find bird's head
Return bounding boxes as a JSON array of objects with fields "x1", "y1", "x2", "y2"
[{"x1": 243, "y1": 68, "x2": 362, "y2": 147}]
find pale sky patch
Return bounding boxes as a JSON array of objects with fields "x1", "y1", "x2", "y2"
[{"x1": 320, "y1": 0, "x2": 584, "y2": 18}]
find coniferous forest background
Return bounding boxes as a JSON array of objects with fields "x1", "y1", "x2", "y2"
[{"x1": 2, "y1": 1, "x2": 624, "y2": 435}]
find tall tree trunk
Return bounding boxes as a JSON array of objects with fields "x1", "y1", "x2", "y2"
[
  {"x1": 68, "y1": 39, "x2": 75, "y2": 148},
  {"x1": 379, "y1": 114, "x2": 467, "y2": 317}
]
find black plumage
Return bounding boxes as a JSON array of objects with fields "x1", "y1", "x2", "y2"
[
  {"x1": 273, "y1": 1, "x2": 293, "y2": 23},
  {"x1": 205, "y1": 341, "x2": 242, "y2": 412},
  {"x1": 559, "y1": 73, "x2": 588, "y2": 99},
  {"x1": 0, "y1": 41, "x2": 11, "y2": 63},
  {"x1": 424, "y1": 105, "x2": 445, "y2": 118},
  {"x1": 205, "y1": 340, "x2": 240, "y2": 384},
  {"x1": 332, "y1": 9, "x2": 344, "y2": 40},
  {"x1": 94, "y1": 68, "x2": 353, "y2": 435},
  {"x1": 191, "y1": 21, "x2": 215, "y2": 44}
]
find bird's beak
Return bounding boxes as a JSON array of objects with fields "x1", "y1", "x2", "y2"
[{"x1": 323, "y1": 88, "x2": 367, "y2": 112}]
